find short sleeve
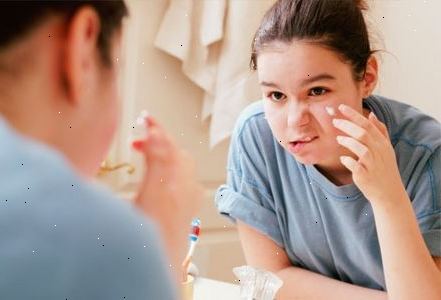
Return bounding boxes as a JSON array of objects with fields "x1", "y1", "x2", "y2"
[
  {"x1": 410, "y1": 147, "x2": 441, "y2": 257},
  {"x1": 215, "y1": 113, "x2": 283, "y2": 247}
]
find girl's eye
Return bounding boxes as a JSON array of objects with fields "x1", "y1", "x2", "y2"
[
  {"x1": 309, "y1": 87, "x2": 328, "y2": 96},
  {"x1": 268, "y1": 92, "x2": 286, "y2": 102}
]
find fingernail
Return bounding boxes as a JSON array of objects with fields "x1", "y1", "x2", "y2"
[
  {"x1": 340, "y1": 156, "x2": 349, "y2": 164},
  {"x1": 338, "y1": 104, "x2": 347, "y2": 111},
  {"x1": 132, "y1": 140, "x2": 144, "y2": 150},
  {"x1": 325, "y1": 106, "x2": 336, "y2": 116},
  {"x1": 336, "y1": 135, "x2": 344, "y2": 143},
  {"x1": 332, "y1": 118, "x2": 342, "y2": 126},
  {"x1": 140, "y1": 110, "x2": 149, "y2": 119}
]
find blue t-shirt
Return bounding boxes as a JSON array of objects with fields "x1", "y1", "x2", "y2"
[
  {"x1": 215, "y1": 95, "x2": 441, "y2": 291},
  {"x1": 0, "y1": 117, "x2": 177, "y2": 300}
]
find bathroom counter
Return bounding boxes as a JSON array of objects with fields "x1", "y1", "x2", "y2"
[{"x1": 194, "y1": 277, "x2": 240, "y2": 300}]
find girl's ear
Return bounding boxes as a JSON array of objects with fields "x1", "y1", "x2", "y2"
[
  {"x1": 361, "y1": 55, "x2": 378, "y2": 98},
  {"x1": 63, "y1": 6, "x2": 101, "y2": 106}
]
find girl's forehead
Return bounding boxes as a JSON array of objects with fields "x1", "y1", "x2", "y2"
[
  {"x1": 258, "y1": 40, "x2": 343, "y2": 66},
  {"x1": 256, "y1": 41, "x2": 352, "y2": 83}
]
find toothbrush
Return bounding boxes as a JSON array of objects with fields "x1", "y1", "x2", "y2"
[{"x1": 182, "y1": 218, "x2": 201, "y2": 282}]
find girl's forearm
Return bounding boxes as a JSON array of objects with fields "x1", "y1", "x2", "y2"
[
  {"x1": 276, "y1": 266, "x2": 387, "y2": 300},
  {"x1": 371, "y1": 189, "x2": 441, "y2": 300}
]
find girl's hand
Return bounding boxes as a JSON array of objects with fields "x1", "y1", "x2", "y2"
[
  {"x1": 332, "y1": 104, "x2": 405, "y2": 204},
  {"x1": 132, "y1": 116, "x2": 203, "y2": 274},
  {"x1": 132, "y1": 116, "x2": 203, "y2": 228}
]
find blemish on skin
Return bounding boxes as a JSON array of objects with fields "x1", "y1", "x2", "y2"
[{"x1": 325, "y1": 106, "x2": 336, "y2": 116}]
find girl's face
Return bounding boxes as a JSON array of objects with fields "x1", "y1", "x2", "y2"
[{"x1": 257, "y1": 40, "x2": 370, "y2": 170}]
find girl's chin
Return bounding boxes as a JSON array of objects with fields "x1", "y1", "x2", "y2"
[
  {"x1": 290, "y1": 154, "x2": 321, "y2": 165},
  {"x1": 290, "y1": 151, "x2": 339, "y2": 166}
]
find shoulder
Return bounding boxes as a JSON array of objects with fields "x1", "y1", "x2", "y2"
[
  {"x1": 370, "y1": 96, "x2": 441, "y2": 212},
  {"x1": 369, "y1": 95, "x2": 441, "y2": 153},
  {"x1": 0, "y1": 120, "x2": 176, "y2": 298},
  {"x1": 232, "y1": 100, "x2": 274, "y2": 150}
]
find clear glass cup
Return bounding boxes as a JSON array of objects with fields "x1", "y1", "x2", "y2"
[{"x1": 182, "y1": 275, "x2": 194, "y2": 300}]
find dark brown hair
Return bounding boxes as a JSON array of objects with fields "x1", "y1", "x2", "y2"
[
  {"x1": 251, "y1": 0, "x2": 374, "y2": 81},
  {"x1": 0, "y1": 0, "x2": 128, "y2": 66}
]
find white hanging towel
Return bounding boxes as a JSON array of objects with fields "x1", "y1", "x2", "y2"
[{"x1": 155, "y1": 0, "x2": 275, "y2": 147}]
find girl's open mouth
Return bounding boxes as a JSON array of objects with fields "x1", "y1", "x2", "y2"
[{"x1": 288, "y1": 137, "x2": 318, "y2": 153}]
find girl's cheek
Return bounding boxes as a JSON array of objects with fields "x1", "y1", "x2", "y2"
[{"x1": 309, "y1": 103, "x2": 340, "y2": 136}]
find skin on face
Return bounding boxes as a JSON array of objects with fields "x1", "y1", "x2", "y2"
[{"x1": 257, "y1": 40, "x2": 377, "y2": 182}]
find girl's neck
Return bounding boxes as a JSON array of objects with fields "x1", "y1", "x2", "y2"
[{"x1": 315, "y1": 162, "x2": 354, "y2": 186}]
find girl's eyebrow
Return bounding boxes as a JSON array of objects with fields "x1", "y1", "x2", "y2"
[
  {"x1": 260, "y1": 81, "x2": 281, "y2": 88},
  {"x1": 300, "y1": 73, "x2": 336, "y2": 87},
  {"x1": 260, "y1": 73, "x2": 336, "y2": 89}
]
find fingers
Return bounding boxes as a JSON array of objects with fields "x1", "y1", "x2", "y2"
[
  {"x1": 332, "y1": 118, "x2": 366, "y2": 140},
  {"x1": 132, "y1": 116, "x2": 179, "y2": 164},
  {"x1": 336, "y1": 104, "x2": 384, "y2": 140},
  {"x1": 369, "y1": 112, "x2": 389, "y2": 138},
  {"x1": 338, "y1": 104, "x2": 371, "y2": 129},
  {"x1": 340, "y1": 155, "x2": 366, "y2": 174},
  {"x1": 336, "y1": 136, "x2": 370, "y2": 162}
]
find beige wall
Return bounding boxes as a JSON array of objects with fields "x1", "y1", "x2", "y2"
[
  {"x1": 370, "y1": 0, "x2": 441, "y2": 121},
  {"x1": 118, "y1": 0, "x2": 230, "y2": 185}
]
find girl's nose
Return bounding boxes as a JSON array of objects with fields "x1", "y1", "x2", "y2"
[{"x1": 287, "y1": 101, "x2": 310, "y2": 127}]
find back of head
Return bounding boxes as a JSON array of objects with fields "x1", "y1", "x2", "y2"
[
  {"x1": 0, "y1": 0, "x2": 128, "y2": 66},
  {"x1": 0, "y1": 1, "x2": 129, "y2": 177}
]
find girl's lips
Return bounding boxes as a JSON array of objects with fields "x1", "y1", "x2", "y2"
[{"x1": 288, "y1": 137, "x2": 318, "y2": 154}]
